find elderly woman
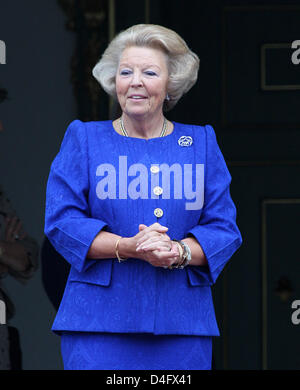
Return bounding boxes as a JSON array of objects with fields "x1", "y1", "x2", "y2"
[{"x1": 44, "y1": 24, "x2": 242, "y2": 370}]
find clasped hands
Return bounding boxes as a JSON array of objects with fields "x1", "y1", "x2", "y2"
[{"x1": 133, "y1": 222, "x2": 181, "y2": 268}]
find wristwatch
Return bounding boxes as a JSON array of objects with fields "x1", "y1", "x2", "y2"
[{"x1": 169, "y1": 239, "x2": 192, "y2": 269}]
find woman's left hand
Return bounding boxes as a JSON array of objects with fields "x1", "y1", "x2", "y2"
[
  {"x1": 136, "y1": 230, "x2": 172, "y2": 252},
  {"x1": 136, "y1": 224, "x2": 181, "y2": 267}
]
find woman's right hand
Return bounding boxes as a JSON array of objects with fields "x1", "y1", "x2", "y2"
[{"x1": 133, "y1": 223, "x2": 180, "y2": 268}]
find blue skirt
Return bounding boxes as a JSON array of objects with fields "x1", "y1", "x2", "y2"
[{"x1": 60, "y1": 332, "x2": 212, "y2": 370}]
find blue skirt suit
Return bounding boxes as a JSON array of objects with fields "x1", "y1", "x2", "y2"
[
  {"x1": 60, "y1": 332, "x2": 212, "y2": 370},
  {"x1": 44, "y1": 120, "x2": 242, "y2": 370}
]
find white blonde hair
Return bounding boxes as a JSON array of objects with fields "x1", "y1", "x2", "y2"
[{"x1": 92, "y1": 24, "x2": 200, "y2": 111}]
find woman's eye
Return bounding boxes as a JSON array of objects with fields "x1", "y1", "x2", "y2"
[
  {"x1": 145, "y1": 71, "x2": 157, "y2": 76},
  {"x1": 120, "y1": 70, "x2": 132, "y2": 76}
]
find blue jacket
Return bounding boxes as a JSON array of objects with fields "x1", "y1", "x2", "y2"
[{"x1": 44, "y1": 119, "x2": 242, "y2": 336}]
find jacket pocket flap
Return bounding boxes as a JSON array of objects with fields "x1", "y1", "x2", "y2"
[
  {"x1": 186, "y1": 266, "x2": 212, "y2": 286},
  {"x1": 68, "y1": 259, "x2": 112, "y2": 286}
]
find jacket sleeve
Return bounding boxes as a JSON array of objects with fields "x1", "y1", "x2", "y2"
[
  {"x1": 44, "y1": 120, "x2": 108, "y2": 273},
  {"x1": 186, "y1": 125, "x2": 242, "y2": 284}
]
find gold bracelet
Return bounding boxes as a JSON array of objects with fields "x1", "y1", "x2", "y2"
[{"x1": 115, "y1": 237, "x2": 128, "y2": 263}]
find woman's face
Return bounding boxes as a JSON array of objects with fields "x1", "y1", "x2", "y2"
[{"x1": 115, "y1": 46, "x2": 169, "y2": 120}]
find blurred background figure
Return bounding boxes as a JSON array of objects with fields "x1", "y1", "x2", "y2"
[{"x1": 0, "y1": 86, "x2": 39, "y2": 370}]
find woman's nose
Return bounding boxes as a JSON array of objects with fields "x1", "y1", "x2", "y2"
[{"x1": 130, "y1": 71, "x2": 143, "y2": 87}]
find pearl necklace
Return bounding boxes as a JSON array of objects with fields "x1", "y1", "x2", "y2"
[{"x1": 119, "y1": 117, "x2": 167, "y2": 138}]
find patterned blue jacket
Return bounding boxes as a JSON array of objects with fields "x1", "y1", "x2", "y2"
[{"x1": 44, "y1": 120, "x2": 242, "y2": 336}]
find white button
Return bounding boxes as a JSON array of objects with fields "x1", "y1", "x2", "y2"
[
  {"x1": 150, "y1": 166, "x2": 159, "y2": 173},
  {"x1": 154, "y1": 208, "x2": 163, "y2": 218},
  {"x1": 153, "y1": 186, "x2": 163, "y2": 196}
]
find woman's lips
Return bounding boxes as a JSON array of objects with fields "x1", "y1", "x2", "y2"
[{"x1": 128, "y1": 95, "x2": 147, "y2": 100}]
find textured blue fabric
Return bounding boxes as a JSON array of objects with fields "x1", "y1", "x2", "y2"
[
  {"x1": 44, "y1": 120, "x2": 242, "y2": 336},
  {"x1": 60, "y1": 332, "x2": 212, "y2": 370}
]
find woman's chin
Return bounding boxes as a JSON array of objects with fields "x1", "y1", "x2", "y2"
[{"x1": 124, "y1": 108, "x2": 151, "y2": 119}]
